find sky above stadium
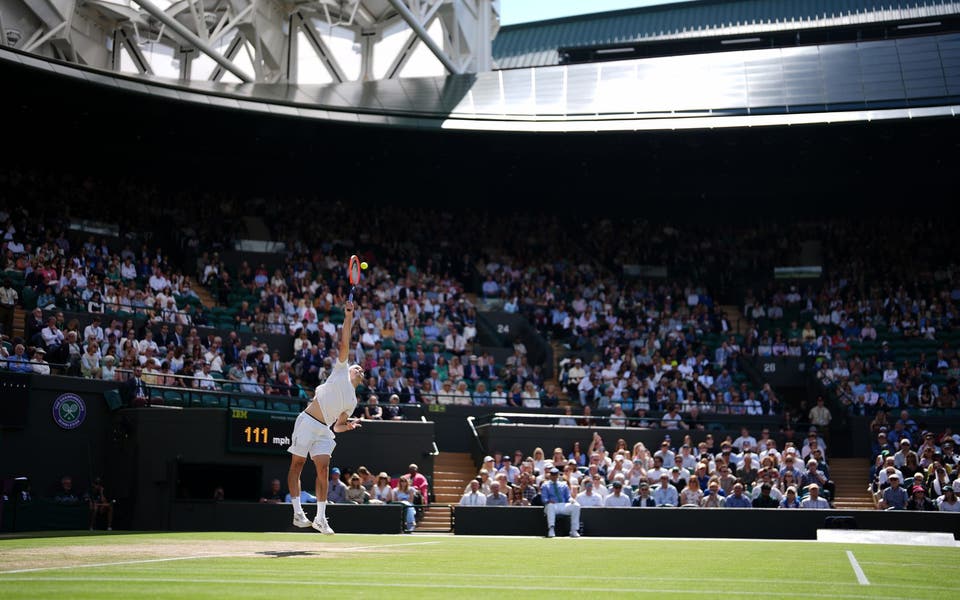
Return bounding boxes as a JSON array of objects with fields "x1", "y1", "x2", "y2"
[{"x1": 500, "y1": 0, "x2": 696, "y2": 25}]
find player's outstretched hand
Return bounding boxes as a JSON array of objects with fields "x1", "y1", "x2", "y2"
[{"x1": 344, "y1": 300, "x2": 355, "y2": 313}]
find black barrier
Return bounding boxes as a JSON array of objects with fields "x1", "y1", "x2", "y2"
[
  {"x1": 170, "y1": 501, "x2": 405, "y2": 533},
  {"x1": 453, "y1": 506, "x2": 960, "y2": 538},
  {"x1": 2, "y1": 498, "x2": 89, "y2": 532},
  {"x1": 119, "y1": 409, "x2": 435, "y2": 530}
]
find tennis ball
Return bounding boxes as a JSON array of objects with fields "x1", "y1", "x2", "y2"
[{"x1": 360, "y1": 261, "x2": 368, "y2": 270}]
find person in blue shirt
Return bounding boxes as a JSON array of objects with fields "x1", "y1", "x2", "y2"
[
  {"x1": 5, "y1": 343, "x2": 34, "y2": 373},
  {"x1": 540, "y1": 467, "x2": 581, "y2": 538},
  {"x1": 723, "y1": 482, "x2": 753, "y2": 508}
]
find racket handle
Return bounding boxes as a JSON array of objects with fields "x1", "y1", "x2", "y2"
[{"x1": 348, "y1": 286, "x2": 355, "y2": 302}]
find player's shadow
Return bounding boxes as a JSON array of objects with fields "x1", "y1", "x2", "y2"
[{"x1": 258, "y1": 550, "x2": 319, "y2": 558}]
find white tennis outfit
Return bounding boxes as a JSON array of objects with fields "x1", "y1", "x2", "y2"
[{"x1": 288, "y1": 360, "x2": 358, "y2": 458}]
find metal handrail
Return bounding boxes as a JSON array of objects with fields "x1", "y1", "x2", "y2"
[{"x1": 466, "y1": 415, "x2": 486, "y2": 467}]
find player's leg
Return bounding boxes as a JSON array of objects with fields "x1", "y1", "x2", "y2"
[
  {"x1": 311, "y1": 453, "x2": 334, "y2": 533},
  {"x1": 287, "y1": 412, "x2": 314, "y2": 526},
  {"x1": 288, "y1": 454, "x2": 311, "y2": 527}
]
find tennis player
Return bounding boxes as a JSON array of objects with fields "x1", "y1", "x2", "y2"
[{"x1": 288, "y1": 298, "x2": 364, "y2": 534}]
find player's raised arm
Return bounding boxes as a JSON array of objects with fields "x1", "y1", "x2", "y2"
[{"x1": 339, "y1": 299, "x2": 355, "y2": 361}]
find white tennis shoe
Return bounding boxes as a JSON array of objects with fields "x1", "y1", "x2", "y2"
[
  {"x1": 292, "y1": 513, "x2": 312, "y2": 528},
  {"x1": 312, "y1": 517, "x2": 335, "y2": 534}
]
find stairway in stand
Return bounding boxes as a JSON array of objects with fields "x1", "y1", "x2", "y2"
[
  {"x1": 416, "y1": 452, "x2": 477, "y2": 533},
  {"x1": 11, "y1": 307, "x2": 26, "y2": 340},
  {"x1": 830, "y1": 457, "x2": 877, "y2": 510},
  {"x1": 191, "y1": 280, "x2": 217, "y2": 309},
  {"x1": 718, "y1": 304, "x2": 743, "y2": 335}
]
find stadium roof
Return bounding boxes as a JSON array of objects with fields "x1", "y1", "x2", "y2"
[{"x1": 493, "y1": 0, "x2": 960, "y2": 68}]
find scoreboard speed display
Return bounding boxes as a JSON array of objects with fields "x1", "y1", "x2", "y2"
[{"x1": 227, "y1": 408, "x2": 297, "y2": 454}]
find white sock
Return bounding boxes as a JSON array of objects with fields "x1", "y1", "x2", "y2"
[
  {"x1": 317, "y1": 501, "x2": 327, "y2": 520},
  {"x1": 292, "y1": 497, "x2": 303, "y2": 515}
]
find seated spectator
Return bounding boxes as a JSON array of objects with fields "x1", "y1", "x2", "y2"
[
  {"x1": 680, "y1": 477, "x2": 703, "y2": 507},
  {"x1": 752, "y1": 482, "x2": 780, "y2": 508},
  {"x1": 345, "y1": 474, "x2": 370, "y2": 504},
  {"x1": 370, "y1": 473, "x2": 394, "y2": 504},
  {"x1": 363, "y1": 394, "x2": 383, "y2": 420},
  {"x1": 541, "y1": 467, "x2": 581, "y2": 538},
  {"x1": 700, "y1": 479, "x2": 725, "y2": 507},
  {"x1": 603, "y1": 480, "x2": 632, "y2": 507},
  {"x1": 87, "y1": 477, "x2": 113, "y2": 531},
  {"x1": 936, "y1": 486, "x2": 959, "y2": 512},
  {"x1": 574, "y1": 477, "x2": 604, "y2": 507},
  {"x1": 653, "y1": 473, "x2": 679, "y2": 507},
  {"x1": 459, "y1": 479, "x2": 486, "y2": 506},
  {"x1": 631, "y1": 481, "x2": 657, "y2": 507},
  {"x1": 326, "y1": 468, "x2": 348, "y2": 504},
  {"x1": 53, "y1": 475, "x2": 82, "y2": 505},
  {"x1": 905, "y1": 485, "x2": 937, "y2": 511},
  {"x1": 485, "y1": 481, "x2": 508, "y2": 506},
  {"x1": 723, "y1": 482, "x2": 753, "y2": 508},
  {"x1": 779, "y1": 486, "x2": 801, "y2": 508},
  {"x1": 259, "y1": 478, "x2": 284, "y2": 503}
]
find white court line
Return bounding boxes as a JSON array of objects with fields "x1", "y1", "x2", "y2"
[
  {"x1": 0, "y1": 576, "x2": 905, "y2": 598},
  {"x1": 0, "y1": 541, "x2": 439, "y2": 575},
  {"x1": 847, "y1": 551, "x2": 870, "y2": 585},
  {"x1": 0, "y1": 554, "x2": 238, "y2": 575},
  {"x1": 339, "y1": 541, "x2": 441, "y2": 551}
]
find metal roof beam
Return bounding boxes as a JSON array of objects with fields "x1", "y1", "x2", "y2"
[{"x1": 130, "y1": 0, "x2": 253, "y2": 82}]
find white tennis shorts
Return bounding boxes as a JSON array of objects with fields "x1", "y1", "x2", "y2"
[{"x1": 288, "y1": 411, "x2": 336, "y2": 458}]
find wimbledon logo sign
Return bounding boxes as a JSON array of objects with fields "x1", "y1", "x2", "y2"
[{"x1": 52, "y1": 393, "x2": 86, "y2": 430}]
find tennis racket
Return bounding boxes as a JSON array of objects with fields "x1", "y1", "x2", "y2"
[{"x1": 347, "y1": 254, "x2": 361, "y2": 301}]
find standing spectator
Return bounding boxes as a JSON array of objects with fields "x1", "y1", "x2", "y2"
[
  {"x1": 808, "y1": 396, "x2": 832, "y2": 429},
  {"x1": 0, "y1": 277, "x2": 19, "y2": 336}
]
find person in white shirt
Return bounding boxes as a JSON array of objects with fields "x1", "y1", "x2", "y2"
[
  {"x1": 603, "y1": 481, "x2": 632, "y2": 507},
  {"x1": 32, "y1": 348, "x2": 51, "y2": 375},
  {"x1": 40, "y1": 317, "x2": 65, "y2": 351},
  {"x1": 194, "y1": 363, "x2": 218, "y2": 390},
  {"x1": 574, "y1": 479, "x2": 603, "y2": 507},
  {"x1": 936, "y1": 487, "x2": 960, "y2": 512},
  {"x1": 82, "y1": 317, "x2": 105, "y2": 344},
  {"x1": 459, "y1": 479, "x2": 487, "y2": 506},
  {"x1": 733, "y1": 427, "x2": 757, "y2": 452}
]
